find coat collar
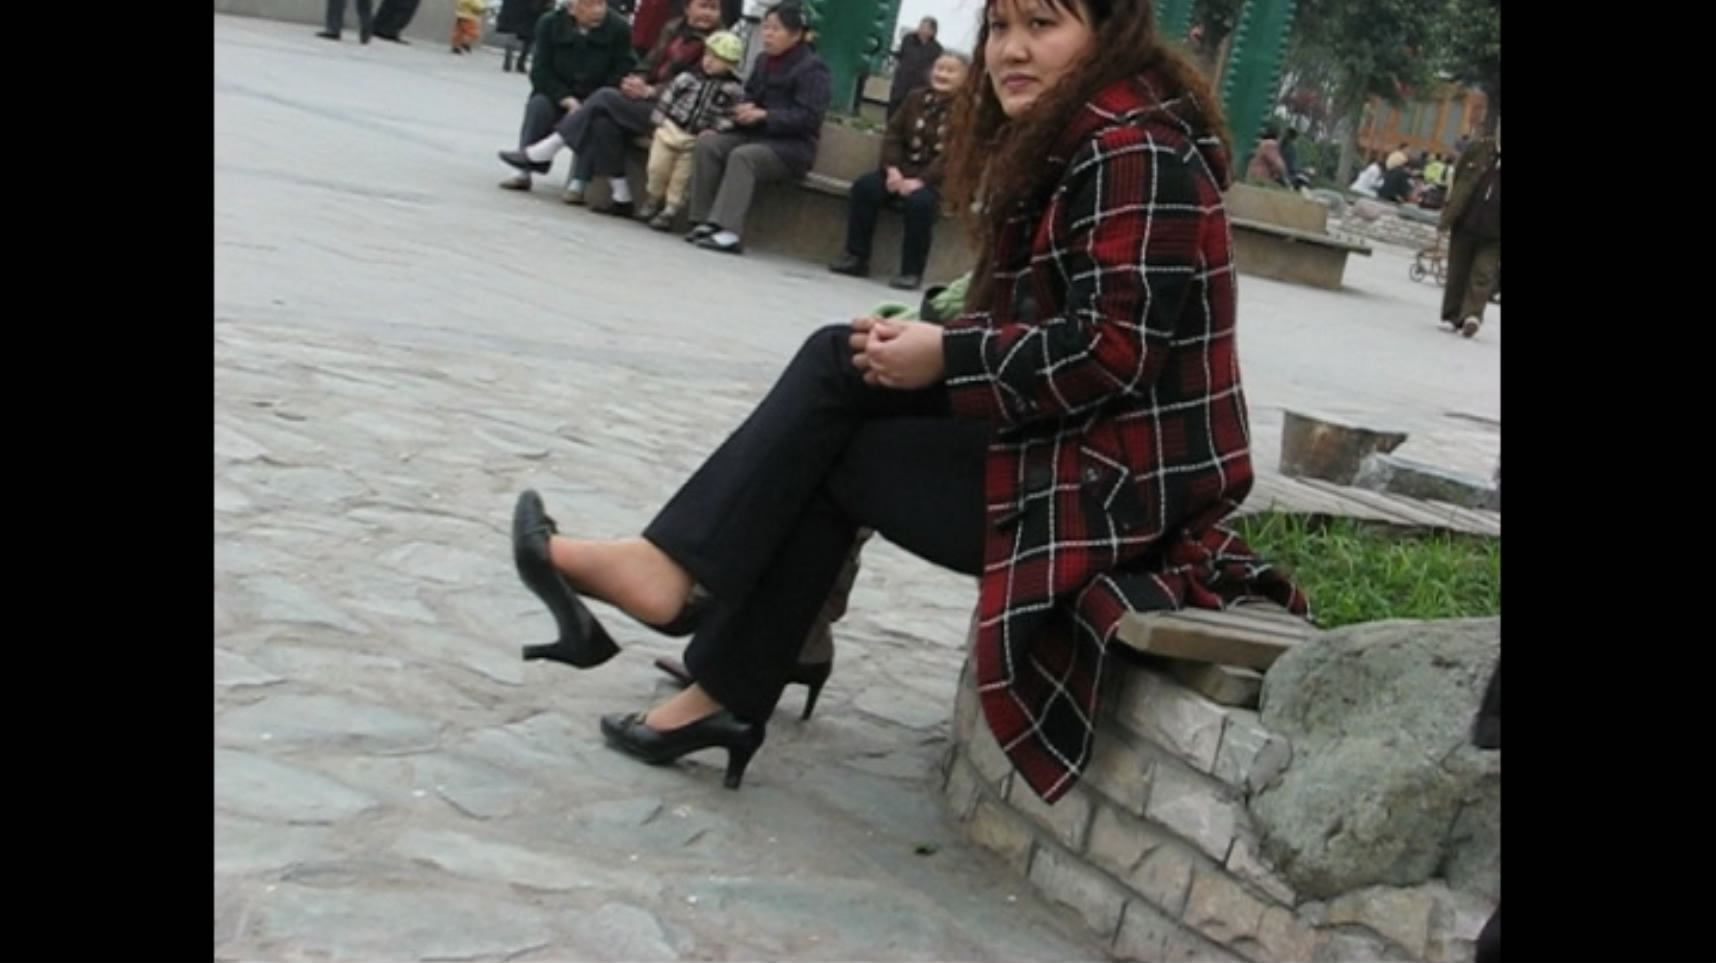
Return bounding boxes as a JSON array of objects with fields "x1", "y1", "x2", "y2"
[{"x1": 1044, "y1": 70, "x2": 1232, "y2": 189}]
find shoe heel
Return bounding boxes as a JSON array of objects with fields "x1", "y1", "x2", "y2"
[
  {"x1": 723, "y1": 740, "x2": 759, "y2": 790},
  {"x1": 801, "y1": 677, "x2": 826, "y2": 721},
  {"x1": 794, "y1": 662, "x2": 833, "y2": 721}
]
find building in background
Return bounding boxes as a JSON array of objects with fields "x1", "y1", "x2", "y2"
[{"x1": 1357, "y1": 84, "x2": 1489, "y2": 162}]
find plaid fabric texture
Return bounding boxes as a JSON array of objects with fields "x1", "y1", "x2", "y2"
[
  {"x1": 651, "y1": 69, "x2": 747, "y2": 135},
  {"x1": 941, "y1": 73, "x2": 1310, "y2": 804}
]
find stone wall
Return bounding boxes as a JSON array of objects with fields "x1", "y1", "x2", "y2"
[
  {"x1": 941, "y1": 655, "x2": 1492, "y2": 962},
  {"x1": 1332, "y1": 201, "x2": 1441, "y2": 252}
]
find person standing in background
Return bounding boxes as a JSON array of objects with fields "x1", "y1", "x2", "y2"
[
  {"x1": 1437, "y1": 132, "x2": 1500, "y2": 338},
  {"x1": 372, "y1": 0, "x2": 421, "y2": 42},
  {"x1": 886, "y1": 17, "x2": 941, "y2": 118},
  {"x1": 317, "y1": 0, "x2": 374, "y2": 42},
  {"x1": 499, "y1": 0, "x2": 555, "y2": 70}
]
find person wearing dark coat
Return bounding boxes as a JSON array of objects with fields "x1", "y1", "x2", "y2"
[
  {"x1": 494, "y1": 0, "x2": 638, "y2": 192},
  {"x1": 685, "y1": 3, "x2": 832, "y2": 254},
  {"x1": 371, "y1": 0, "x2": 421, "y2": 42},
  {"x1": 499, "y1": 0, "x2": 555, "y2": 70},
  {"x1": 316, "y1": 0, "x2": 374, "y2": 42},
  {"x1": 886, "y1": 18, "x2": 942, "y2": 117}
]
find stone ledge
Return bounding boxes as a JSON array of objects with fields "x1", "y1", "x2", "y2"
[{"x1": 943, "y1": 655, "x2": 1490, "y2": 962}]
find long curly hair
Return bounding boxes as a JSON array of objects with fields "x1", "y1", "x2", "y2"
[{"x1": 941, "y1": 0, "x2": 1230, "y2": 311}]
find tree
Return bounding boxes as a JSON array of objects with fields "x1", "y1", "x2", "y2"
[
  {"x1": 1431, "y1": 0, "x2": 1501, "y2": 136},
  {"x1": 1288, "y1": 0, "x2": 1441, "y2": 183}
]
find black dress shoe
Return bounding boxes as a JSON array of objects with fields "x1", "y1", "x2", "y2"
[
  {"x1": 654, "y1": 657, "x2": 833, "y2": 721},
  {"x1": 315, "y1": 29, "x2": 341, "y2": 40},
  {"x1": 828, "y1": 253, "x2": 868, "y2": 277},
  {"x1": 600, "y1": 709, "x2": 766, "y2": 789},
  {"x1": 695, "y1": 234, "x2": 743, "y2": 255},
  {"x1": 592, "y1": 200, "x2": 636, "y2": 218},
  {"x1": 684, "y1": 223, "x2": 717, "y2": 242},
  {"x1": 376, "y1": 32, "x2": 409, "y2": 43},
  {"x1": 512, "y1": 490, "x2": 621, "y2": 669},
  {"x1": 498, "y1": 149, "x2": 543, "y2": 173}
]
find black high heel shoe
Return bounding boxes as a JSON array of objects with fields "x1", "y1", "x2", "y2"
[
  {"x1": 515, "y1": 490, "x2": 619, "y2": 668},
  {"x1": 513, "y1": 491, "x2": 714, "y2": 669},
  {"x1": 652, "y1": 657, "x2": 832, "y2": 721},
  {"x1": 599, "y1": 709, "x2": 766, "y2": 789}
]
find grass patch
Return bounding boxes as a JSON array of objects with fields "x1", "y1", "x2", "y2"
[{"x1": 1232, "y1": 512, "x2": 1500, "y2": 630}]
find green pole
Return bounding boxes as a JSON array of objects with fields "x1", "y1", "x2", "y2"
[
  {"x1": 804, "y1": 0, "x2": 899, "y2": 115},
  {"x1": 1219, "y1": 0, "x2": 1296, "y2": 180}
]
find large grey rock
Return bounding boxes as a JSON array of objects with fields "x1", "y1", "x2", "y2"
[
  {"x1": 1248, "y1": 618, "x2": 1500, "y2": 901},
  {"x1": 1352, "y1": 453, "x2": 1499, "y2": 511}
]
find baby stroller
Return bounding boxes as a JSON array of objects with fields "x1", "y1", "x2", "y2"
[{"x1": 1409, "y1": 235, "x2": 1448, "y2": 284}]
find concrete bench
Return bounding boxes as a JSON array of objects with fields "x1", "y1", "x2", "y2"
[
  {"x1": 584, "y1": 154, "x2": 978, "y2": 282},
  {"x1": 1229, "y1": 217, "x2": 1373, "y2": 291}
]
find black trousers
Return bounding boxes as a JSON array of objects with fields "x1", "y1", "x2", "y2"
[
  {"x1": 845, "y1": 170, "x2": 940, "y2": 277},
  {"x1": 643, "y1": 325, "x2": 988, "y2": 721},
  {"x1": 372, "y1": 0, "x2": 420, "y2": 36},
  {"x1": 324, "y1": 0, "x2": 375, "y2": 34}
]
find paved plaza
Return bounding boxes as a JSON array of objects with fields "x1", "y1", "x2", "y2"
[{"x1": 214, "y1": 14, "x2": 1500, "y2": 961}]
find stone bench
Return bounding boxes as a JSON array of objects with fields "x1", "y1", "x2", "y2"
[
  {"x1": 1229, "y1": 218, "x2": 1373, "y2": 291},
  {"x1": 942, "y1": 605, "x2": 1493, "y2": 962},
  {"x1": 578, "y1": 125, "x2": 978, "y2": 283}
]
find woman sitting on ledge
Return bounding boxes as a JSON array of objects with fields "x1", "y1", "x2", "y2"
[
  {"x1": 507, "y1": 0, "x2": 1306, "y2": 801},
  {"x1": 683, "y1": 2, "x2": 830, "y2": 254},
  {"x1": 828, "y1": 52, "x2": 969, "y2": 291}
]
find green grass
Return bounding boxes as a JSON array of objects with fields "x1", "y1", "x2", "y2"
[{"x1": 1232, "y1": 512, "x2": 1500, "y2": 630}]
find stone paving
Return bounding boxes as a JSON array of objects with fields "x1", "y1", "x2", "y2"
[{"x1": 213, "y1": 15, "x2": 1501, "y2": 961}]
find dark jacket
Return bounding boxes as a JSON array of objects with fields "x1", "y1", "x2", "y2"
[
  {"x1": 737, "y1": 43, "x2": 832, "y2": 179},
  {"x1": 888, "y1": 33, "x2": 942, "y2": 107},
  {"x1": 530, "y1": 8, "x2": 639, "y2": 105},
  {"x1": 879, "y1": 86, "x2": 955, "y2": 188},
  {"x1": 497, "y1": 0, "x2": 551, "y2": 38},
  {"x1": 1440, "y1": 136, "x2": 1500, "y2": 237},
  {"x1": 634, "y1": 16, "x2": 710, "y2": 88}
]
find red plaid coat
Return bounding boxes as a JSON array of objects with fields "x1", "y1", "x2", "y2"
[{"x1": 941, "y1": 73, "x2": 1310, "y2": 804}]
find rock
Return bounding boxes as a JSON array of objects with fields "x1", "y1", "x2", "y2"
[
  {"x1": 415, "y1": 751, "x2": 541, "y2": 819},
  {"x1": 584, "y1": 902, "x2": 680, "y2": 960},
  {"x1": 214, "y1": 749, "x2": 379, "y2": 824},
  {"x1": 1248, "y1": 618, "x2": 1500, "y2": 901},
  {"x1": 215, "y1": 813, "x2": 336, "y2": 874},
  {"x1": 214, "y1": 648, "x2": 284, "y2": 689},
  {"x1": 1352, "y1": 453, "x2": 1498, "y2": 511},
  {"x1": 853, "y1": 685, "x2": 947, "y2": 730},
  {"x1": 246, "y1": 883, "x2": 553, "y2": 960},
  {"x1": 1278, "y1": 410, "x2": 1408, "y2": 485},
  {"x1": 219, "y1": 694, "x2": 442, "y2": 754},
  {"x1": 392, "y1": 827, "x2": 606, "y2": 891},
  {"x1": 1307, "y1": 189, "x2": 1347, "y2": 218},
  {"x1": 239, "y1": 574, "x2": 367, "y2": 634},
  {"x1": 1348, "y1": 199, "x2": 1390, "y2": 222}
]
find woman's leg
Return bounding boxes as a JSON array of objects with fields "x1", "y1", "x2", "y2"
[
  {"x1": 834, "y1": 170, "x2": 887, "y2": 272},
  {"x1": 705, "y1": 143, "x2": 792, "y2": 239},
  {"x1": 898, "y1": 185, "x2": 940, "y2": 279},
  {"x1": 546, "y1": 324, "x2": 956, "y2": 628},
  {"x1": 670, "y1": 412, "x2": 987, "y2": 726},
  {"x1": 688, "y1": 133, "x2": 746, "y2": 227}
]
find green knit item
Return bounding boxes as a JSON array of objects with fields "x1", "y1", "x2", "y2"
[{"x1": 866, "y1": 271, "x2": 973, "y2": 323}]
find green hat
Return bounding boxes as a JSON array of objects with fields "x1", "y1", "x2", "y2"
[{"x1": 705, "y1": 31, "x2": 743, "y2": 64}]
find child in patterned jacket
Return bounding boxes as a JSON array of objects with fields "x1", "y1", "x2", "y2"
[{"x1": 637, "y1": 30, "x2": 747, "y2": 230}]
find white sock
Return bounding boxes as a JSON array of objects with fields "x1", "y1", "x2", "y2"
[
  {"x1": 609, "y1": 178, "x2": 632, "y2": 203},
  {"x1": 524, "y1": 133, "x2": 564, "y2": 163},
  {"x1": 710, "y1": 229, "x2": 740, "y2": 245},
  {"x1": 567, "y1": 178, "x2": 586, "y2": 194}
]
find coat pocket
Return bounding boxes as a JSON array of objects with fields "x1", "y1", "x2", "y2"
[{"x1": 1077, "y1": 424, "x2": 1151, "y2": 539}]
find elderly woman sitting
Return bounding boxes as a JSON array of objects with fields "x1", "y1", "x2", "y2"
[{"x1": 683, "y1": 2, "x2": 831, "y2": 254}]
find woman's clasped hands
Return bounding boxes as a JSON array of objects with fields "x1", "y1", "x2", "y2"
[{"x1": 849, "y1": 316, "x2": 945, "y2": 389}]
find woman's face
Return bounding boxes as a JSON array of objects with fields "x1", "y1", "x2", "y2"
[
  {"x1": 684, "y1": 0, "x2": 721, "y2": 31},
  {"x1": 759, "y1": 13, "x2": 803, "y2": 56},
  {"x1": 983, "y1": 0, "x2": 1095, "y2": 118},
  {"x1": 928, "y1": 55, "x2": 968, "y2": 92}
]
